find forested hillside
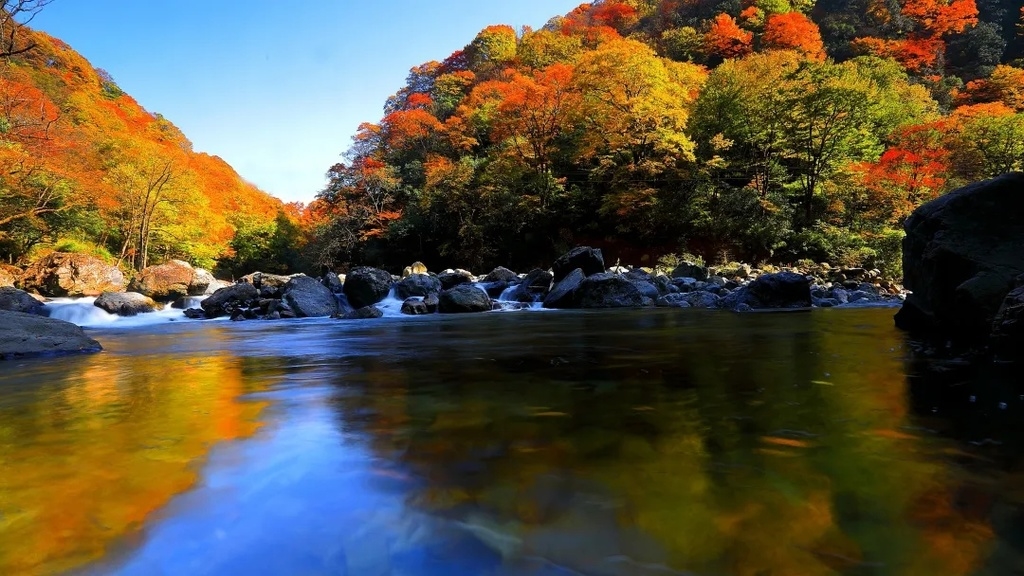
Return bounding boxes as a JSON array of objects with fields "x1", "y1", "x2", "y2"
[
  {"x1": 308, "y1": 0, "x2": 1024, "y2": 276},
  {"x1": 0, "y1": 5, "x2": 286, "y2": 273}
]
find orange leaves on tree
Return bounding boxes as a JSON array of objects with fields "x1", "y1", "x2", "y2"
[
  {"x1": 902, "y1": 0, "x2": 978, "y2": 37},
  {"x1": 762, "y1": 12, "x2": 825, "y2": 60},
  {"x1": 955, "y1": 66, "x2": 1024, "y2": 112},
  {"x1": 852, "y1": 36, "x2": 943, "y2": 72},
  {"x1": 381, "y1": 108, "x2": 444, "y2": 153},
  {"x1": 705, "y1": 14, "x2": 753, "y2": 59},
  {"x1": 589, "y1": 1, "x2": 640, "y2": 29}
]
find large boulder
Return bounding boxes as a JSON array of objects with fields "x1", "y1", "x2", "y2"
[
  {"x1": 482, "y1": 266, "x2": 518, "y2": 283},
  {"x1": 400, "y1": 298, "x2": 430, "y2": 315},
  {"x1": 670, "y1": 262, "x2": 709, "y2": 281},
  {"x1": 343, "y1": 267, "x2": 393, "y2": 309},
  {"x1": 721, "y1": 272, "x2": 812, "y2": 310},
  {"x1": 0, "y1": 265, "x2": 18, "y2": 288},
  {"x1": 20, "y1": 252, "x2": 124, "y2": 297},
  {"x1": 576, "y1": 273, "x2": 648, "y2": 308},
  {"x1": 437, "y1": 271, "x2": 474, "y2": 290},
  {"x1": 542, "y1": 268, "x2": 585, "y2": 309},
  {"x1": 510, "y1": 268, "x2": 553, "y2": 303},
  {"x1": 395, "y1": 273, "x2": 442, "y2": 300},
  {"x1": 0, "y1": 310, "x2": 102, "y2": 360},
  {"x1": 402, "y1": 261, "x2": 428, "y2": 277},
  {"x1": 551, "y1": 246, "x2": 605, "y2": 283},
  {"x1": 438, "y1": 284, "x2": 491, "y2": 313},
  {"x1": 190, "y1": 268, "x2": 215, "y2": 295},
  {"x1": 339, "y1": 305, "x2": 384, "y2": 320},
  {"x1": 201, "y1": 282, "x2": 260, "y2": 319},
  {"x1": 282, "y1": 275, "x2": 338, "y2": 317},
  {"x1": 130, "y1": 260, "x2": 195, "y2": 301},
  {"x1": 0, "y1": 286, "x2": 44, "y2": 315},
  {"x1": 896, "y1": 173, "x2": 1024, "y2": 340},
  {"x1": 94, "y1": 291, "x2": 159, "y2": 316},
  {"x1": 991, "y1": 285, "x2": 1024, "y2": 361},
  {"x1": 241, "y1": 271, "x2": 294, "y2": 289}
]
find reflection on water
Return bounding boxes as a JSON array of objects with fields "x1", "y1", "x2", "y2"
[{"x1": 1, "y1": 310, "x2": 1022, "y2": 575}]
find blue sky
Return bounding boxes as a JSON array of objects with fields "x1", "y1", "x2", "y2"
[{"x1": 31, "y1": 1, "x2": 584, "y2": 203}]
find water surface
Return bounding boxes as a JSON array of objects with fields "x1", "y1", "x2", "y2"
[{"x1": 1, "y1": 309, "x2": 1022, "y2": 575}]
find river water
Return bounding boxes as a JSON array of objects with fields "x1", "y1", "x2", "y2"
[{"x1": 1, "y1": 308, "x2": 1021, "y2": 575}]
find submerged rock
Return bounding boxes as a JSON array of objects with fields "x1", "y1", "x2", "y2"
[
  {"x1": 576, "y1": 273, "x2": 647, "y2": 308},
  {"x1": 438, "y1": 284, "x2": 491, "y2": 313},
  {"x1": 896, "y1": 172, "x2": 1024, "y2": 341},
  {"x1": 94, "y1": 291, "x2": 159, "y2": 316},
  {"x1": 400, "y1": 298, "x2": 430, "y2": 315},
  {"x1": 551, "y1": 246, "x2": 604, "y2": 283},
  {"x1": 0, "y1": 287, "x2": 44, "y2": 315},
  {"x1": 20, "y1": 252, "x2": 124, "y2": 297},
  {"x1": 0, "y1": 310, "x2": 102, "y2": 359},
  {"x1": 339, "y1": 305, "x2": 384, "y2": 320},
  {"x1": 282, "y1": 275, "x2": 338, "y2": 317},
  {"x1": 343, "y1": 267, "x2": 393, "y2": 309}
]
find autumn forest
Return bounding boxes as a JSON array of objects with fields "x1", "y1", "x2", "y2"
[{"x1": 2, "y1": 0, "x2": 1024, "y2": 278}]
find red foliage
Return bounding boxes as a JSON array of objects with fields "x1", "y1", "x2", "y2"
[
  {"x1": 705, "y1": 13, "x2": 753, "y2": 59},
  {"x1": 762, "y1": 12, "x2": 826, "y2": 60}
]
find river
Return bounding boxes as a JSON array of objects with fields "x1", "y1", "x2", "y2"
[{"x1": 0, "y1": 308, "x2": 1021, "y2": 575}]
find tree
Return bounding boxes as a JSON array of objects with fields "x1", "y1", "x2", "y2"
[
  {"x1": 704, "y1": 14, "x2": 754, "y2": 59},
  {"x1": 762, "y1": 12, "x2": 826, "y2": 60},
  {"x1": 0, "y1": 0, "x2": 51, "y2": 58}
]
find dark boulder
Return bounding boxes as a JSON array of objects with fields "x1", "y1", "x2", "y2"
[
  {"x1": 401, "y1": 298, "x2": 430, "y2": 315},
  {"x1": 480, "y1": 281, "x2": 509, "y2": 298},
  {"x1": 0, "y1": 287, "x2": 44, "y2": 315},
  {"x1": 0, "y1": 310, "x2": 102, "y2": 359},
  {"x1": 322, "y1": 272, "x2": 344, "y2": 293},
  {"x1": 551, "y1": 246, "x2": 604, "y2": 283},
  {"x1": 670, "y1": 262, "x2": 709, "y2": 281},
  {"x1": 482, "y1": 266, "x2": 518, "y2": 283},
  {"x1": 94, "y1": 291, "x2": 159, "y2": 316},
  {"x1": 423, "y1": 294, "x2": 440, "y2": 313},
  {"x1": 395, "y1": 273, "x2": 442, "y2": 299},
  {"x1": 201, "y1": 282, "x2": 259, "y2": 319},
  {"x1": 684, "y1": 291, "x2": 722, "y2": 309},
  {"x1": 896, "y1": 173, "x2": 1024, "y2": 340},
  {"x1": 576, "y1": 273, "x2": 648, "y2": 308},
  {"x1": 283, "y1": 275, "x2": 338, "y2": 317},
  {"x1": 438, "y1": 284, "x2": 491, "y2": 313},
  {"x1": 721, "y1": 272, "x2": 812, "y2": 310},
  {"x1": 437, "y1": 271, "x2": 474, "y2": 290},
  {"x1": 510, "y1": 268, "x2": 553, "y2": 303},
  {"x1": 991, "y1": 285, "x2": 1024, "y2": 361},
  {"x1": 343, "y1": 267, "x2": 393, "y2": 309},
  {"x1": 20, "y1": 252, "x2": 125, "y2": 297},
  {"x1": 542, "y1": 268, "x2": 585, "y2": 309},
  {"x1": 655, "y1": 293, "x2": 692, "y2": 308},
  {"x1": 339, "y1": 305, "x2": 384, "y2": 320}
]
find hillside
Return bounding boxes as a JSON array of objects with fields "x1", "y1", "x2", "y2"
[
  {"x1": 0, "y1": 22, "x2": 285, "y2": 272},
  {"x1": 308, "y1": 0, "x2": 1024, "y2": 276}
]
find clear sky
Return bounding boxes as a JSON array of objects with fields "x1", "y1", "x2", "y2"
[{"x1": 30, "y1": 1, "x2": 585, "y2": 203}]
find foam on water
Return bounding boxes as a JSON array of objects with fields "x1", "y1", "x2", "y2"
[{"x1": 44, "y1": 297, "x2": 209, "y2": 328}]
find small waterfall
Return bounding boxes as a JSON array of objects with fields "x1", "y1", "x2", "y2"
[
  {"x1": 496, "y1": 285, "x2": 518, "y2": 302},
  {"x1": 44, "y1": 298, "x2": 119, "y2": 327},
  {"x1": 374, "y1": 287, "x2": 407, "y2": 318}
]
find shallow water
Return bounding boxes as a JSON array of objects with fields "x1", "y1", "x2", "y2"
[{"x1": 1, "y1": 309, "x2": 1022, "y2": 575}]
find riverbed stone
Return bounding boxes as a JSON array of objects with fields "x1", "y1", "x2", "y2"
[
  {"x1": 576, "y1": 273, "x2": 647, "y2": 308},
  {"x1": 0, "y1": 287, "x2": 44, "y2": 315},
  {"x1": 189, "y1": 268, "x2": 215, "y2": 295},
  {"x1": 482, "y1": 266, "x2": 518, "y2": 283},
  {"x1": 283, "y1": 275, "x2": 338, "y2": 317},
  {"x1": 896, "y1": 173, "x2": 1024, "y2": 341},
  {"x1": 339, "y1": 305, "x2": 384, "y2": 320},
  {"x1": 130, "y1": 260, "x2": 195, "y2": 301},
  {"x1": 721, "y1": 272, "x2": 812, "y2": 310},
  {"x1": 655, "y1": 293, "x2": 692, "y2": 308},
  {"x1": 20, "y1": 252, "x2": 125, "y2": 297},
  {"x1": 438, "y1": 284, "x2": 491, "y2": 313},
  {"x1": 543, "y1": 268, "x2": 585, "y2": 309},
  {"x1": 395, "y1": 273, "x2": 442, "y2": 300},
  {"x1": 552, "y1": 246, "x2": 604, "y2": 283},
  {"x1": 684, "y1": 291, "x2": 722, "y2": 309},
  {"x1": 510, "y1": 268, "x2": 553, "y2": 303},
  {"x1": 322, "y1": 272, "x2": 344, "y2": 293},
  {"x1": 670, "y1": 262, "x2": 709, "y2": 281},
  {"x1": 991, "y1": 285, "x2": 1024, "y2": 361},
  {"x1": 437, "y1": 271, "x2": 473, "y2": 290},
  {"x1": 343, "y1": 267, "x2": 393, "y2": 309},
  {"x1": 94, "y1": 291, "x2": 159, "y2": 316},
  {"x1": 201, "y1": 282, "x2": 259, "y2": 319},
  {"x1": 401, "y1": 298, "x2": 430, "y2": 315},
  {"x1": 0, "y1": 310, "x2": 102, "y2": 359}
]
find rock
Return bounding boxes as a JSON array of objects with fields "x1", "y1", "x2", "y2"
[
  {"x1": 241, "y1": 272, "x2": 294, "y2": 292},
  {"x1": 0, "y1": 286, "x2": 45, "y2": 315},
  {"x1": 655, "y1": 293, "x2": 692, "y2": 308},
  {"x1": 130, "y1": 260, "x2": 195, "y2": 300},
  {"x1": 482, "y1": 266, "x2": 518, "y2": 283},
  {"x1": 20, "y1": 252, "x2": 125, "y2": 297},
  {"x1": 282, "y1": 275, "x2": 338, "y2": 317},
  {"x1": 551, "y1": 246, "x2": 604, "y2": 283},
  {"x1": 897, "y1": 173, "x2": 1024, "y2": 340},
  {"x1": 653, "y1": 275, "x2": 674, "y2": 295},
  {"x1": 576, "y1": 273, "x2": 647, "y2": 308},
  {"x1": 684, "y1": 291, "x2": 722, "y2": 309},
  {"x1": 438, "y1": 284, "x2": 491, "y2": 313},
  {"x1": 322, "y1": 272, "x2": 344, "y2": 293},
  {"x1": 991, "y1": 285, "x2": 1024, "y2": 361},
  {"x1": 542, "y1": 268, "x2": 585, "y2": 309},
  {"x1": 204, "y1": 279, "x2": 230, "y2": 295},
  {"x1": 94, "y1": 291, "x2": 159, "y2": 316},
  {"x1": 402, "y1": 261, "x2": 428, "y2": 277},
  {"x1": 0, "y1": 265, "x2": 17, "y2": 288},
  {"x1": 183, "y1": 308, "x2": 205, "y2": 319},
  {"x1": 190, "y1": 268, "x2": 215, "y2": 295},
  {"x1": 339, "y1": 305, "x2": 383, "y2": 320},
  {"x1": 510, "y1": 268, "x2": 553, "y2": 302},
  {"x1": 721, "y1": 272, "x2": 812, "y2": 310},
  {"x1": 401, "y1": 298, "x2": 430, "y2": 315},
  {"x1": 437, "y1": 271, "x2": 474, "y2": 290},
  {"x1": 670, "y1": 262, "x2": 709, "y2": 281},
  {"x1": 423, "y1": 294, "x2": 439, "y2": 313},
  {"x1": 479, "y1": 281, "x2": 509, "y2": 298},
  {"x1": 171, "y1": 296, "x2": 204, "y2": 309},
  {"x1": 0, "y1": 310, "x2": 102, "y2": 360},
  {"x1": 201, "y1": 282, "x2": 259, "y2": 319},
  {"x1": 342, "y1": 267, "x2": 393, "y2": 308},
  {"x1": 395, "y1": 273, "x2": 442, "y2": 299}
]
